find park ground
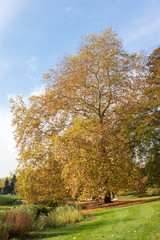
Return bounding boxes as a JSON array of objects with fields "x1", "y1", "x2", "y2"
[{"x1": 0, "y1": 194, "x2": 160, "y2": 240}]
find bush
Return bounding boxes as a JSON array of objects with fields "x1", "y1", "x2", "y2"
[
  {"x1": 146, "y1": 187, "x2": 160, "y2": 196},
  {"x1": 0, "y1": 204, "x2": 85, "y2": 237},
  {"x1": 0, "y1": 212, "x2": 9, "y2": 240},
  {"x1": 34, "y1": 204, "x2": 84, "y2": 230},
  {"x1": 0, "y1": 209, "x2": 32, "y2": 239},
  {"x1": 12, "y1": 204, "x2": 38, "y2": 224},
  {"x1": 6, "y1": 210, "x2": 31, "y2": 238},
  {"x1": 55, "y1": 205, "x2": 84, "y2": 226}
]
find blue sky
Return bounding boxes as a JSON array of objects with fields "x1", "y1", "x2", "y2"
[{"x1": 0, "y1": 0, "x2": 160, "y2": 178}]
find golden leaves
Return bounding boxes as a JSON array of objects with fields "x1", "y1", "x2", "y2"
[{"x1": 10, "y1": 27, "x2": 149, "y2": 203}]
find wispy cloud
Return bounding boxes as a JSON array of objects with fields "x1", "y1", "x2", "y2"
[
  {"x1": 26, "y1": 56, "x2": 38, "y2": 71},
  {"x1": 30, "y1": 85, "x2": 45, "y2": 96},
  {"x1": 0, "y1": 0, "x2": 27, "y2": 34},
  {"x1": 124, "y1": 3, "x2": 160, "y2": 52},
  {"x1": 64, "y1": 5, "x2": 82, "y2": 17},
  {"x1": 65, "y1": 6, "x2": 72, "y2": 12},
  {"x1": 126, "y1": 18, "x2": 160, "y2": 44}
]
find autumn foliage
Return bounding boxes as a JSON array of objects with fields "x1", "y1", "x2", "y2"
[{"x1": 10, "y1": 28, "x2": 159, "y2": 203}]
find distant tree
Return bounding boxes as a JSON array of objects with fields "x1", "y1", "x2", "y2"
[
  {"x1": 0, "y1": 178, "x2": 5, "y2": 191},
  {"x1": 10, "y1": 174, "x2": 17, "y2": 194},
  {"x1": 3, "y1": 178, "x2": 11, "y2": 194}
]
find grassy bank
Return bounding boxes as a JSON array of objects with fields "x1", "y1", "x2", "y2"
[
  {"x1": 0, "y1": 195, "x2": 160, "y2": 239},
  {"x1": 32, "y1": 199, "x2": 160, "y2": 240}
]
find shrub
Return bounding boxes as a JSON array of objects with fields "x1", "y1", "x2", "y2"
[
  {"x1": 0, "y1": 204, "x2": 85, "y2": 237},
  {"x1": 146, "y1": 187, "x2": 160, "y2": 196},
  {"x1": 12, "y1": 204, "x2": 38, "y2": 224},
  {"x1": 34, "y1": 204, "x2": 84, "y2": 230},
  {"x1": 0, "y1": 212, "x2": 9, "y2": 240},
  {"x1": 0, "y1": 209, "x2": 32, "y2": 239},
  {"x1": 47, "y1": 205, "x2": 84, "y2": 228},
  {"x1": 56, "y1": 205, "x2": 84, "y2": 225},
  {"x1": 11, "y1": 204, "x2": 53, "y2": 231},
  {"x1": 6, "y1": 210, "x2": 32, "y2": 238}
]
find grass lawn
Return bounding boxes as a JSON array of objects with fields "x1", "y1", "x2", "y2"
[
  {"x1": 0, "y1": 194, "x2": 20, "y2": 212},
  {"x1": 0, "y1": 194, "x2": 19, "y2": 200},
  {"x1": 0, "y1": 194, "x2": 159, "y2": 239},
  {"x1": 32, "y1": 199, "x2": 160, "y2": 240}
]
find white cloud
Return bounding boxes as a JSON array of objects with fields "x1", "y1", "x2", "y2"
[
  {"x1": 26, "y1": 56, "x2": 38, "y2": 71},
  {"x1": 30, "y1": 85, "x2": 45, "y2": 96},
  {"x1": 0, "y1": 108, "x2": 18, "y2": 178},
  {"x1": 0, "y1": 0, "x2": 26, "y2": 34}
]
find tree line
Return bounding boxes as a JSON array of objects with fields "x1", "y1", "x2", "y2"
[
  {"x1": 10, "y1": 27, "x2": 160, "y2": 203},
  {"x1": 0, "y1": 175, "x2": 17, "y2": 195}
]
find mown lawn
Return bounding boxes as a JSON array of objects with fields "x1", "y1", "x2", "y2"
[
  {"x1": 32, "y1": 200, "x2": 160, "y2": 240},
  {"x1": 0, "y1": 195, "x2": 159, "y2": 239},
  {"x1": 0, "y1": 195, "x2": 20, "y2": 212},
  {"x1": 0, "y1": 194, "x2": 20, "y2": 203}
]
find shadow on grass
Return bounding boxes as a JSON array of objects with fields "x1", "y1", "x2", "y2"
[
  {"x1": 30, "y1": 197, "x2": 160, "y2": 239},
  {"x1": 30, "y1": 214, "x2": 136, "y2": 239}
]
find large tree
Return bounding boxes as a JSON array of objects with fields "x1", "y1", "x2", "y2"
[{"x1": 11, "y1": 28, "x2": 146, "y2": 203}]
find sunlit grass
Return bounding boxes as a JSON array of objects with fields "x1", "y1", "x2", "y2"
[
  {"x1": 0, "y1": 195, "x2": 19, "y2": 201},
  {"x1": 32, "y1": 200, "x2": 160, "y2": 240}
]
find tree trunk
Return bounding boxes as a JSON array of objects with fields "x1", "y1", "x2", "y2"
[{"x1": 104, "y1": 192, "x2": 112, "y2": 203}]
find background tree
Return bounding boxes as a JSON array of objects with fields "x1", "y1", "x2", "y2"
[
  {"x1": 10, "y1": 174, "x2": 17, "y2": 194},
  {"x1": 3, "y1": 178, "x2": 11, "y2": 194},
  {"x1": 122, "y1": 46, "x2": 160, "y2": 188},
  {"x1": 0, "y1": 178, "x2": 5, "y2": 194}
]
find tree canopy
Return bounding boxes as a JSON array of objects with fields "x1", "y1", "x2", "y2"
[{"x1": 10, "y1": 28, "x2": 155, "y2": 203}]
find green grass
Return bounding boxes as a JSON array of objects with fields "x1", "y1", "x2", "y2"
[
  {"x1": 0, "y1": 195, "x2": 21, "y2": 212},
  {"x1": 31, "y1": 200, "x2": 160, "y2": 240},
  {"x1": 0, "y1": 195, "x2": 19, "y2": 201},
  {"x1": 118, "y1": 194, "x2": 160, "y2": 201},
  {"x1": 1, "y1": 195, "x2": 160, "y2": 239}
]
